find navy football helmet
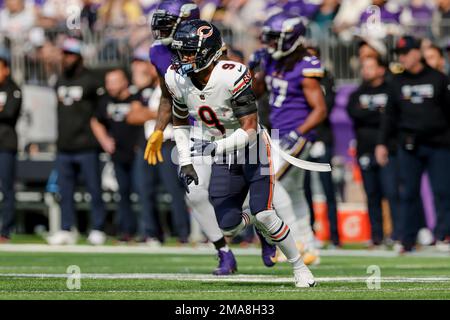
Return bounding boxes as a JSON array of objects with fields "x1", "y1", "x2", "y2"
[
  {"x1": 261, "y1": 12, "x2": 308, "y2": 60},
  {"x1": 171, "y1": 19, "x2": 223, "y2": 76},
  {"x1": 151, "y1": 0, "x2": 200, "y2": 46}
]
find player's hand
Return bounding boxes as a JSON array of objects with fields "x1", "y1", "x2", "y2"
[
  {"x1": 144, "y1": 130, "x2": 164, "y2": 165},
  {"x1": 279, "y1": 129, "x2": 304, "y2": 152},
  {"x1": 248, "y1": 48, "x2": 267, "y2": 71},
  {"x1": 191, "y1": 138, "x2": 217, "y2": 157},
  {"x1": 178, "y1": 164, "x2": 199, "y2": 193}
]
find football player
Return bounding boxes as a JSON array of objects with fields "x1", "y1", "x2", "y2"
[
  {"x1": 168, "y1": 19, "x2": 316, "y2": 288},
  {"x1": 251, "y1": 12, "x2": 328, "y2": 265},
  {"x1": 143, "y1": 0, "x2": 237, "y2": 275}
]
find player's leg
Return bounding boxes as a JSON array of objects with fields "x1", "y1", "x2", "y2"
[
  {"x1": 246, "y1": 134, "x2": 315, "y2": 287},
  {"x1": 209, "y1": 163, "x2": 250, "y2": 275},
  {"x1": 272, "y1": 138, "x2": 319, "y2": 264}
]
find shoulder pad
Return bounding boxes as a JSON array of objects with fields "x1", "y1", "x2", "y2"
[{"x1": 301, "y1": 55, "x2": 324, "y2": 78}]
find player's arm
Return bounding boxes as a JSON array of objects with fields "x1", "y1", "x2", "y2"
[
  {"x1": 172, "y1": 96, "x2": 198, "y2": 193},
  {"x1": 126, "y1": 100, "x2": 157, "y2": 126},
  {"x1": 251, "y1": 70, "x2": 267, "y2": 99},
  {"x1": 297, "y1": 77, "x2": 327, "y2": 135},
  {"x1": 143, "y1": 74, "x2": 172, "y2": 165}
]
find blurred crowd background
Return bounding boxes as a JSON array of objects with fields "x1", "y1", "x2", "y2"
[{"x1": 0, "y1": 0, "x2": 450, "y2": 250}]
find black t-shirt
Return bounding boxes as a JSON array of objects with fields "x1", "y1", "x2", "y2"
[
  {"x1": 0, "y1": 78, "x2": 22, "y2": 152},
  {"x1": 380, "y1": 66, "x2": 450, "y2": 148},
  {"x1": 316, "y1": 70, "x2": 336, "y2": 147},
  {"x1": 56, "y1": 68, "x2": 102, "y2": 152},
  {"x1": 95, "y1": 92, "x2": 141, "y2": 163},
  {"x1": 347, "y1": 81, "x2": 397, "y2": 156}
]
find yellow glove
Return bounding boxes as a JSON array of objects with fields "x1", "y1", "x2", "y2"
[{"x1": 144, "y1": 130, "x2": 164, "y2": 165}]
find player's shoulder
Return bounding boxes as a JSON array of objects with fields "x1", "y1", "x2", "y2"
[
  {"x1": 150, "y1": 40, "x2": 169, "y2": 56},
  {"x1": 150, "y1": 41, "x2": 172, "y2": 74},
  {"x1": 300, "y1": 55, "x2": 324, "y2": 78},
  {"x1": 214, "y1": 60, "x2": 251, "y2": 94}
]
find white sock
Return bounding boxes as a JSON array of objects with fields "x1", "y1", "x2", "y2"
[
  {"x1": 255, "y1": 210, "x2": 301, "y2": 266},
  {"x1": 186, "y1": 188, "x2": 223, "y2": 243}
]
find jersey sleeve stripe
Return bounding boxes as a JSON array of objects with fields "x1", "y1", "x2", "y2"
[
  {"x1": 233, "y1": 67, "x2": 249, "y2": 85},
  {"x1": 303, "y1": 68, "x2": 324, "y2": 77}
]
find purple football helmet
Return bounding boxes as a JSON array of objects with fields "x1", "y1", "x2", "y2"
[
  {"x1": 151, "y1": 0, "x2": 200, "y2": 46},
  {"x1": 261, "y1": 12, "x2": 308, "y2": 60}
]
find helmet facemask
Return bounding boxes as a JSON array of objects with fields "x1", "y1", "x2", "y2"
[
  {"x1": 151, "y1": 10, "x2": 180, "y2": 45},
  {"x1": 261, "y1": 16, "x2": 307, "y2": 60}
]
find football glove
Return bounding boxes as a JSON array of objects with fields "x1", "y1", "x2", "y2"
[
  {"x1": 191, "y1": 138, "x2": 217, "y2": 157},
  {"x1": 279, "y1": 129, "x2": 304, "y2": 152},
  {"x1": 248, "y1": 48, "x2": 267, "y2": 71},
  {"x1": 144, "y1": 130, "x2": 164, "y2": 165},
  {"x1": 178, "y1": 164, "x2": 199, "y2": 193}
]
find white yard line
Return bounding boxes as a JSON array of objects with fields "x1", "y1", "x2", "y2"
[
  {"x1": 0, "y1": 288, "x2": 449, "y2": 294},
  {"x1": 0, "y1": 244, "x2": 449, "y2": 258},
  {"x1": 1, "y1": 273, "x2": 450, "y2": 283}
]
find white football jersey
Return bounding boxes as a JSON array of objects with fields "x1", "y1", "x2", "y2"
[{"x1": 165, "y1": 60, "x2": 253, "y2": 140}]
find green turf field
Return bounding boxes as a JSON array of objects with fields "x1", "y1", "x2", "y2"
[{"x1": 0, "y1": 246, "x2": 450, "y2": 300}]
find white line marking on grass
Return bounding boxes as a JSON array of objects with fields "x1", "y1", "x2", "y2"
[
  {"x1": 1, "y1": 273, "x2": 450, "y2": 284},
  {"x1": 0, "y1": 288, "x2": 449, "y2": 295},
  {"x1": 1, "y1": 244, "x2": 449, "y2": 258}
]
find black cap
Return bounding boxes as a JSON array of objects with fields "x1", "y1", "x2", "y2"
[{"x1": 393, "y1": 36, "x2": 421, "y2": 54}]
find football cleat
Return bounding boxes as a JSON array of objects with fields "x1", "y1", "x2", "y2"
[
  {"x1": 87, "y1": 230, "x2": 106, "y2": 246},
  {"x1": 302, "y1": 249, "x2": 321, "y2": 266},
  {"x1": 46, "y1": 230, "x2": 78, "y2": 245},
  {"x1": 294, "y1": 264, "x2": 317, "y2": 288},
  {"x1": 275, "y1": 242, "x2": 320, "y2": 265},
  {"x1": 255, "y1": 228, "x2": 277, "y2": 267},
  {"x1": 213, "y1": 250, "x2": 237, "y2": 276}
]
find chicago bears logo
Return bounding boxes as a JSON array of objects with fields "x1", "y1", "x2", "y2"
[{"x1": 197, "y1": 26, "x2": 213, "y2": 38}]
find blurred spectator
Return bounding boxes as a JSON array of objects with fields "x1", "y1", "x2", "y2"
[
  {"x1": 36, "y1": 0, "x2": 81, "y2": 30},
  {"x1": 284, "y1": 0, "x2": 322, "y2": 19},
  {"x1": 97, "y1": 0, "x2": 143, "y2": 28},
  {"x1": 0, "y1": 0, "x2": 36, "y2": 42},
  {"x1": 311, "y1": 0, "x2": 340, "y2": 40},
  {"x1": 80, "y1": 0, "x2": 100, "y2": 30},
  {"x1": 46, "y1": 38, "x2": 107, "y2": 246},
  {"x1": 358, "y1": 37, "x2": 387, "y2": 61},
  {"x1": 435, "y1": 0, "x2": 450, "y2": 40},
  {"x1": 347, "y1": 56, "x2": 400, "y2": 247},
  {"x1": 358, "y1": 0, "x2": 404, "y2": 39},
  {"x1": 333, "y1": 0, "x2": 370, "y2": 41},
  {"x1": 126, "y1": 49, "x2": 191, "y2": 245},
  {"x1": 0, "y1": 55, "x2": 22, "y2": 242},
  {"x1": 423, "y1": 44, "x2": 446, "y2": 73},
  {"x1": 304, "y1": 45, "x2": 341, "y2": 247},
  {"x1": 376, "y1": 36, "x2": 450, "y2": 252},
  {"x1": 400, "y1": 0, "x2": 435, "y2": 38},
  {"x1": 91, "y1": 68, "x2": 141, "y2": 242}
]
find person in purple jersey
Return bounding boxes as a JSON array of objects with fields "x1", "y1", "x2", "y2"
[
  {"x1": 251, "y1": 12, "x2": 327, "y2": 265},
  {"x1": 359, "y1": 0, "x2": 402, "y2": 25},
  {"x1": 142, "y1": 0, "x2": 238, "y2": 275}
]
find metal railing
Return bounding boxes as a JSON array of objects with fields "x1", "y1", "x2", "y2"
[{"x1": 2, "y1": 20, "x2": 450, "y2": 86}]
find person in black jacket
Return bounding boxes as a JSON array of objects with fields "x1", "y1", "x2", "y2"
[
  {"x1": 303, "y1": 46, "x2": 340, "y2": 247},
  {"x1": 91, "y1": 68, "x2": 142, "y2": 242},
  {"x1": 347, "y1": 56, "x2": 400, "y2": 247},
  {"x1": 0, "y1": 56, "x2": 21, "y2": 242},
  {"x1": 46, "y1": 38, "x2": 107, "y2": 246},
  {"x1": 376, "y1": 36, "x2": 450, "y2": 252}
]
